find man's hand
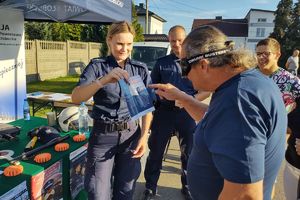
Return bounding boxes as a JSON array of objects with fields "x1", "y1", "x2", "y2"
[
  {"x1": 149, "y1": 83, "x2": 185, "y2": 101},
  {"x1": 132, "y1": 135, "x2": 148, "y2": 158},
  {"x1": 219, "y1": 179, "x2": 263, "y2": 200}
]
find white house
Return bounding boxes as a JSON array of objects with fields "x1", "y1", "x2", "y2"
[
  {"x1": 245, "y1": 9, "x2": 275, "y2": 50},
  {"x1": 192, "y1": 16, "x2": 248, "y2": 49},
  {"x1": 135, "y1": 3, "x2": 166, "y2": 34},
  {"x1": 192, "y1": 9, "x2": 275, "y2": 51}
]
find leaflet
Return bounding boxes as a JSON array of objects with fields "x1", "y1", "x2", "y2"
[{"x1": 119, "y1": 75, "x2": 155, "y2": 120}]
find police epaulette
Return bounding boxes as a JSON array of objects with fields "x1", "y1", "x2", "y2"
[
  {"x1": 157, "y1": 54, "x2": 170, "y2": 61},
  {"x1": 91, "y1": 57, "x2": 106, "y2": 64},
  {"x1": 130, "y1": 59, "x2": 147, "y2": 68}
]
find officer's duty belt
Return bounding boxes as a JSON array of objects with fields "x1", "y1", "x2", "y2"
[
  {"x1": 94, "y1": 120, "x2": 137, "y2": 133},
  {"x1": 159, "y1": 105, "x2": 180, "y2": 111}
]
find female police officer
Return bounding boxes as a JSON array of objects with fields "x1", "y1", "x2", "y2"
[{"x1": 71, "y1": 21, "x2": 152, "y2": 200}]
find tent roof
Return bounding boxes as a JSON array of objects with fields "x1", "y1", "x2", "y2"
[{"x1": 0, "y1": 0, "x2": 132, "y2": 23}]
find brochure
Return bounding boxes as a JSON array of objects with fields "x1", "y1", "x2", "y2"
[
  {"x1": 31, "y1": 160, "x2": 63, "y2": 200},
  {"x1": 69, "y1": 144, "x2": 88, "y2": 199},
  {"x1": 119, "y1": 75, "x2": 155, "y2": 120},
  {"x1": 0, "y1": 181, "x2": 29, "y2": 200}
]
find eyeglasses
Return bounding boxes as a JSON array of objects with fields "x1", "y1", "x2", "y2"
[
  {"x1": 180, "y1": 47, "x2": 233, "y2": 77},
  {"x1": 256, "y1": 51, "x2": 273, "y2": 57}
]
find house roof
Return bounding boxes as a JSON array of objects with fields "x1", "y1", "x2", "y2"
[
  {"x1": 143, "y1": 34, "x2": 169, "y2": 42},
  {"x1": 192, "y1": 18, "x2": 248, "y2": 37},
  {"x1": 245, "y1": 8, "x2": 274, "y2": 19},
  {"x1": 135, "y1": 3, "x2": 167, "y2": 22}
]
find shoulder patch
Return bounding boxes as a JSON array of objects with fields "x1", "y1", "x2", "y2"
[
  {"x1": 156, "y1": 54, "x2": 173, "y2": 62},
  {"x1": 131, "y1": 59, "x2": 148, "y2": 69},
  {"x1": 91, "y1": 57, "x2": 106, "y2": 64}
]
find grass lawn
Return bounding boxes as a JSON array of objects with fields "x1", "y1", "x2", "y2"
[
  {"x1": 27, "y1": 75, "x2": 79, "y2": 94},
  {"x1": 27, "y1": 75, "x2": 80, "y2": 117}
]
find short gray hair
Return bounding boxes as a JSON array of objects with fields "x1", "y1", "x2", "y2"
[{"x1": 183, "y1": 25, "x2": 257, "y2": 70}]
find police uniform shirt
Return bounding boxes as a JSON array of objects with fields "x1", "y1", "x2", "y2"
[
  {"x1": 77, "y1": 56, "x2": 151, "y2": 122},
  {"x1": 151, "y1": 53, "x2": 197, "y2": 107}
]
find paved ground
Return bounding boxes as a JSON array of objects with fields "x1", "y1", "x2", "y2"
[{"x1": 133, "y1": 137, "x2": 287, "y2": 200}]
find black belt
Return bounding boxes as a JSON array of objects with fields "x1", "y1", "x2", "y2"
[
  {"x1": 94, "y1": 120, "x2": 135, "y2": 133},
  {"x1": 158, "y1": 105, "x2": 181, "y2": 111}
]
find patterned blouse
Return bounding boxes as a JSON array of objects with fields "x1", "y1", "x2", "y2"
[{"x1": 270, "y1": 67, "x2": 300, "y2": 113}]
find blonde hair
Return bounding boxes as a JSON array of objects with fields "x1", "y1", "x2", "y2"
[
  {"x1": 183, "y1": 25, "x2": 256, "y2": 70},
  {"x1": 106, "y1": 21, "x2": 135, "y2": 54}
]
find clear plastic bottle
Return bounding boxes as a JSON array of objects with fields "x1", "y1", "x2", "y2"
[
  {"x1": 78, "y1": 102, "x2": 89, "y2": 136},
  {"x1": 23, "y1": 98, "x2": 30, "y2": 120}
]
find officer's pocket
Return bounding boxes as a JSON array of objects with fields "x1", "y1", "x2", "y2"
[
  {"x1": 161, "y1": 69, "x2": 174, "y2": 82},
  {"x1": 101, "y1": 83, "x2": 120, "y2": 103}
]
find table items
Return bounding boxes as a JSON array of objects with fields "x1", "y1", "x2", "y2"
[
  {"x1": 55, "y1": 143, "x2": 70, "y2": 152},
  {"x1": 0, "y1": 123, "x2": 21, "y2": 141},
  {"x1": 73, "y1": 134, "x2": 86, "y2": 142},
  {"x1": 0, "y1": 117, "x2": 89, "y2": 199},
  {"x1": 3, "y1": 165, "x2": 23, "y2": 177},
  {"x1": 46, "y1": 112, "x2": 56, "y2": 126},
  {"x1": 34, "y1": 153, "x2": 52, "y2": 163}
]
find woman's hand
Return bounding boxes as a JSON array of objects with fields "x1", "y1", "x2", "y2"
[
  {"x1": 101, "y1": 67, "x2": 129, "y2": 85},
  {"x1": 149, "y1": 83, "x2": 186, "y2": 101},
  {"x1": 132, "y1": 135, "x2": 148, "y2": 158}
]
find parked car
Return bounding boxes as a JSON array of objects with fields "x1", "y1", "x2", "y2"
[{"x1": 132, "y1": 41, "x2": 171, "y2": 71}]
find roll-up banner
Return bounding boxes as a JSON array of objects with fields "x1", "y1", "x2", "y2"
[{"x1": 0, "y1": 8, "x2": 26, "y2": 123}]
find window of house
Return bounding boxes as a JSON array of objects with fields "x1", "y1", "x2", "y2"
[
  {"x1": 256, "y1": 28, "x2": 265, "y2": 37},
  {"x1": 258, "y1": 18, "x2": 267, "y2": 22}
]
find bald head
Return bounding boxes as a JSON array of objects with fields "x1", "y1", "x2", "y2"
[{"x1": 168, "y1": 25, "x2": 186, "y2": 58}]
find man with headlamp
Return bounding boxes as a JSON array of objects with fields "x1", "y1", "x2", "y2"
[{"x1": 149, "y1": 25, "x2": 286, "y2": 200}]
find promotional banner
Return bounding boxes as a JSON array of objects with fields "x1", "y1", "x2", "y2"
[
  {"x1": 0, "y1": 8, "x2": 26, "y2": 123},
  {"x1": 0, "y1": 0, "x2": 132, "y2": 23}
]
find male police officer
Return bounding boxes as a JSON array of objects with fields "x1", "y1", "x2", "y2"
[{"x1": 143, "y1": 25, "x2": 197, "y2": 200}]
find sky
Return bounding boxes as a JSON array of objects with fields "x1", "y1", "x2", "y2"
[{"x1": 134, "y1": 0, "x2": 289, "y2": 34}]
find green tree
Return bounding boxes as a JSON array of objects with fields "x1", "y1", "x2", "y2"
[
  {"x1": 44, "y1": 23, "x2": 82, "y2": 41},
  {"x1": 81, "y1": 24, "x2": 108, "y2": 56},
  {"x1": 81, "y1": 24, "x2": 108, "y2": 42},
  {"x1": 132, "y1": 2, "x2": 144, "y2": 42},
  {"x1": 270, "y1": 0, "x2": 293, "y2": 43},
  {"x1": 285, "y1": 0, "x2": 300, "y2": 52},
  {"x1": 24, "y1": 22, "x2": 47, "y2": 40},
  {"x1": 25, "y1": 22, "x2": 82, "y2": 41}
]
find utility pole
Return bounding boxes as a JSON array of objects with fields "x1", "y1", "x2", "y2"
[{"x1": 145, "y1": 0, "x2": 148, "y2": 34}]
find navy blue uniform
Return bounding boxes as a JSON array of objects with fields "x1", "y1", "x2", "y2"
[
  {"x1": 77, "y1": 56, "x2": 151, "y2": 200},
  {"x1": 144, "y1": 53, "x2": 197, "y2": 193}
]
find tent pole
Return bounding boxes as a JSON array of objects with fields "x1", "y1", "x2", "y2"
[{"x1": 146, "y1": 0, "x2": 149, "y2": 34}]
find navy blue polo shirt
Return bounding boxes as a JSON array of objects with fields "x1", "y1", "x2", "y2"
[
  {"x1": 187, "y1": 68, "x2": 287, "y2": 200},
  {"x1": 151, "y1": 53, "x2": 197, "y2": 107},
  {"x1": 77, "y1": 56, "x2": 151, "y2": 122}
]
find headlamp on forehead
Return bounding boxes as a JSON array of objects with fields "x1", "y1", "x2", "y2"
[{"x1": 180, "y1": 40, "x2": 234, "y2": 77}]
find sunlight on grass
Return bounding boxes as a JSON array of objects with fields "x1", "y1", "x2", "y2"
[
  {"x1": 27, "y1": 75, "x2": 80, "y2": 94},
  {"x1": 27, "y1": 75, "x2": 80, "y2": 117}
]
